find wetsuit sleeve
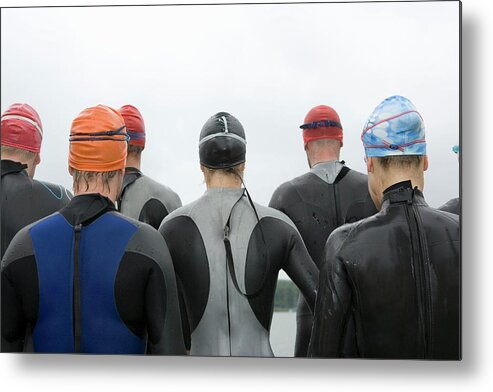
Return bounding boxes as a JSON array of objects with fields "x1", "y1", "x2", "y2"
[
  {"x1": 282, "y1": 226, "x2": 319, "y2": 313},
  {"x1": 1, "y1": 262, "x2": 27, "y2": 352},
  {"x1": 309, "y1": 227, "x2": 352, "y2": 357},
  {"x1": 145, "y1": 235, "x2": 186, "y2": 355},
  {"x1": 1, "y1": 228, "x2": 37, "y2": 353},
  {"x1": 123, "y1": 225, "x2": 186, "y2": 355}
]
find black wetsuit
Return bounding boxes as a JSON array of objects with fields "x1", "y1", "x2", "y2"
[
  {"x1": 1, "y1": 160, "x2": 72, "y2": 258},
  {"x1": 159, "y1": 188, "x2": 318, "y2": 357},
  {"x1": 269, "y1": 161, "x2": 377, "y2": 356},
  {"x1": 309, "y1": 181, "x2": 460, "y2": 359},
  {"x1": 1, "y1": 194, "x2": 185, "y2": 355},
  {"x1": 118, "y1": 167, "x2": 182, "y2": 230},
  {"x1": 439, "y1": 197, "x2": 460, "y2": 215}
]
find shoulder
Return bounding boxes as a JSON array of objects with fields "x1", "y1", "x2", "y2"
[
  {"x1": 342, "y1": 167, "x2": 369, "y2": 185},
  {"x1": 327, "y1": 213, "x2": 376, "y2": 254},
  {"x1": 139, "y1": 175, "x2": 182, "y2": 208},
  {"x1": 1, "y1": 212, "x2": 60, "y2": 267},
  {"x1": 270, "y1": 174, "x2": 310, "y2": 207},
  {"x1": 158, "y1": 199, "x2": 198, "y2": 230},
  {"x1": 34, "y1": 180, "x2": 73, "y2": 202},
  {"x1": 438, "y1": 197, "x2": 460, "y2": 215},
  {"x1": 255, "y1": 203, "x2": 299, "y2": 232},
  {"x1": 108, "y1": 212, "x2": 169, "y2": 257}
]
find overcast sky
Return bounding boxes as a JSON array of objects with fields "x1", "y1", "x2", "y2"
[{"x1": 1, "y1": 1, "x2": 459, "y2": 209}]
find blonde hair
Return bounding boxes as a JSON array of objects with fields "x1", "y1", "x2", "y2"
[{"x1": 71, "y1": 169, "x2": 120, "y2": 193}]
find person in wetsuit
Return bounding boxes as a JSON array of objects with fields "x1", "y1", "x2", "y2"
[
  {"x1": 309, "y1": 95, "x2": 460, "y2": 359},
  {"x1": 117, "y1": 105, "x2": 181, "y2": 229},
  {"x1": 269, "y1": 105, "x2": 377, "y2": 357},
  {"x1": 1, "y1": 105, "x2": 185, "y2": 355},
  {"x1": 159, "y1": 112, "x2": 318, "y2": 357},
  {"x1": 439, "y1": 144, "x2": 460, "y2": 215},
  {"x1": 1, "y1": 103, "x2": 72, "y2": 259}
]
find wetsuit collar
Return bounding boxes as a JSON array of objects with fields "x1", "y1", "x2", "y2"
[
  {"x1": 310, "y1": 160, "x2": 345, "y2": 184},
  {"x1": 1, "y1": 160, "x2": 29, "y2": 178},
  {"x1": 381, "y1": 180, "x2": 427, "y2": 208},
  {"x1": 60, "y1": 193, "x2": 116, "y2": 226}
]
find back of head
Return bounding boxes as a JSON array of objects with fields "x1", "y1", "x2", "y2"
[
  {"x1": 300, "y1": 105, "x2": 343, "y2": 147},
  {"x1": 362, "y1": 95, "x2": 427, "y2": 207},
  {"x1": 1, "y1": 103, "x2": 44, "y2": 177},
  {"x1": 1, "y1": 103, "x2": 43, "y2": 153},
  {"x1": 69, "y1": 104, "x2": 128, "y2": 194},
  {"x1": 362, "y1": 95, "x2": 426, "y2": 161},
  {"x1": 118, "y1": 105, "x2": 146, "y2": 155},
  {"x1": 199, "y1": 112, "x2": 247, "y2": 170}
]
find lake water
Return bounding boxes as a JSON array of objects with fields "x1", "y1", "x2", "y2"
[{"x1": 270, "y1": 311, "x2": 296, "y2": 357}]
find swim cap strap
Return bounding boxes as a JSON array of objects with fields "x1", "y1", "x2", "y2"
[
  {"x1": 198, "y1": 132, "x2": 247, "y2": 147},
  {"x1": 300, "y1": 120, "x2": 342, "y2": 130},
  {"x1": 69, "y1": 125, "x2": 129, "y2": 142},
  {"x1": 126, "y1": 130, "x2": 146, "y2": 141}
]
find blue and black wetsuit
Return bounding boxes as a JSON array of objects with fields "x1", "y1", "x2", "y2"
[
  {"x1": 159, "y1": 188, "x2": 318, "y2": 357},
  {"x1": 309, "y1": 182, "x2": 460, "y2": 359},
  {"x1": 269, "y1": 161, "x2": 377, "y2": 357},
  {"x1": 1, "y1": 160, "x2": 72, "y2": 258},
  {"x1": 1, "y1": 193, "x2": 185, "y2": 355},
  {"x1": 118, "y1": 167, "x2": 182, "y2": 230}
]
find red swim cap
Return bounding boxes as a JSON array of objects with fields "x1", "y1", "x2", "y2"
[
  {"x1": 300, "y1": 105, "x2": 343, "y2": 147},
  {"x1": 118, "y1": 105, "x2": 145, "y2": 147},
  {"x1": 1, "y1": 103, "x2": 43, "y2": 153},
  {"x1": 69, "y1": 105, "x2": 128, "y2": 172}
]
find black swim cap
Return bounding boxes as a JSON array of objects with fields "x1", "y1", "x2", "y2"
[{"x1": 199, "y1": 112, "x2": 247, "y2": 169}]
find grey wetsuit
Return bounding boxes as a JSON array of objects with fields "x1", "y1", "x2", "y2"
[
  {"x1": 159, "y1": 188, "x2": 318, "y2": 357},
  {"x1": 118, "y1": 167, "x2": 182, "y2": 230}
]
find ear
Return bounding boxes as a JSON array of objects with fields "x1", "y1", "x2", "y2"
[
  {"x1": 366, "y1": 156, "x2": 374, "y2": 173},
  {"x1": 423, "y1": 155, "x2": 429, "y2": 171},
  {"x1": 68, "y1": 166, "x2": 74, "y2": 176},
  {"x1": 34, "y1": 153, "x2": 41, "y2": 165}
]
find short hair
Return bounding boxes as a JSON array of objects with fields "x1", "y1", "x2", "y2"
[
  {"x1": 202, "y1": 163, "x2": 245, "y2": 183},
  {"x1": 375, "y1": 155, "x2": 424, "y2": 171},
  {"x1": 1, "y1": 145, "x2": 38, "y2": 162},
  {"x1": 306, "y1": 138, "x2": 341, "y2": 150},
  {"x1": 71, "y1": 169, "x2": 120, "y2": 193},
  {"x1": 127, "y1": 144, "x2": 144, "y2": 155}
]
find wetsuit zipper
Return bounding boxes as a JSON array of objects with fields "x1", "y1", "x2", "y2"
[
  {"x1": 332, "y1": 184, "x2": 341, "y2": 227},
  {"x1": 404, "y1": 203, "x2": 432, "y2": 358},
  {"x1": 412, "y1": 204, "x2": 433, "y2": 357}
]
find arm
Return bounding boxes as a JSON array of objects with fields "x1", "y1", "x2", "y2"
[
  {"x1": 282, "y1": 227, "x2": 319, "y2": 313},
  {"x1": 308, "y1": 229, "x2": 352, "y2": 357},
  {"x1": 1, "y1": 228, "x2": 37, "y2": 353},
  {"x1": 1, "y1": 259, "x2": 28, "y2": 352},
  {"x1": 145, "y1": 235, "x2": 186, "y2": 355}
]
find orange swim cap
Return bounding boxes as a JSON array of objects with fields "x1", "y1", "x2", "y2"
[{"x1": 69, "y1": 105, "x2": 128, "y2": 172}]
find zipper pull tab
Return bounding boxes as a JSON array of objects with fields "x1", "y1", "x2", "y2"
[
  {"x1": 224, "y1": 224, "x2": 230, "y2": 239},
  {"x1": 74, "y1": 224, "x2": 82, "y2": 233}
]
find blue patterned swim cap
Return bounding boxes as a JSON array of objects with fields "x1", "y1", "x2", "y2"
[{"x1": 361, "y1": 95, "x2": 426, "y2": 157}]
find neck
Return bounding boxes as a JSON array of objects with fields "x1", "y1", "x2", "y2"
[
  {"x1": 307, "y1": 152, "x2": 340, "y2": 168},
  {"x1": 380, "y1": 173, "x2": 424, "y2": 194},
  {"x1": 206, "y1": 174, "x2": 242, "y2": 189},
  {"x1": 126, "y1": 154, "x2": 141, "y2": 170},
  {"x1": 74, "y1": 185, "x2": 119, "y2": 203},
  {"x1": 1, "y1": 153, "x2": 35, "y2": 178}
]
